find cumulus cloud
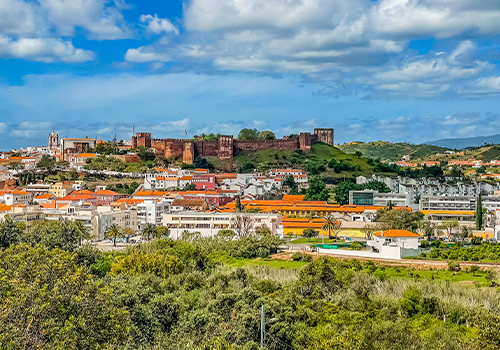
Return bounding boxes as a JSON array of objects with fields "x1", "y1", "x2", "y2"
[
  {"x1": 140, "y1": 14, "x2": 178, "y2": 35},
  {"x1": 124, "y1": 46, "x2": 170, "y2": 63},
  {"x1": 38, "y1": 0, "x2": 132, "y2": 39},
  {"x1": 0, "y1": 36, "x2": 94, "y2": 62},
  {"x1": 121, "y1": 0, "x2": 500, "y2": 99}
]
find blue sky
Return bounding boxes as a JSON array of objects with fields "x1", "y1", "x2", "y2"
[{"x1": 1, "y1": 0, "x2": 500, "y2": 149}]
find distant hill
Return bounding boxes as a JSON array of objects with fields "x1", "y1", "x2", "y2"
[
  {"x1": 425, "y1": 134, "x2": 500, "y2": 149},
  {"x1": 338, "y1": 141, "x2": 448, "y2": 162}
]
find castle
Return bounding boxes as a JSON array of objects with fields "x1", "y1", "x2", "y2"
[{"x1": 132, "y1": 128, "x2": 334, "y2": 164}]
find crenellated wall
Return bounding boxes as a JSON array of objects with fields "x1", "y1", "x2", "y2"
[{"x1": 132, "y1": 128, "x2": 333, "y2": 164}]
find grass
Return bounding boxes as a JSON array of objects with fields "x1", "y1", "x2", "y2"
[
  {"x1": 208, "y1": 142, "x2": 393, "y2": 179},
  {"x1": 371, "y1": 266, "x2": 490, "y2": 286},
  {"x1": 339, "y1": 141, "x2": 447, "y2": 162}
]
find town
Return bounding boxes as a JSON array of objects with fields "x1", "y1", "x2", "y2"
[{"x1": 0, "y1": 129, "x2": 498, "y2": 261}]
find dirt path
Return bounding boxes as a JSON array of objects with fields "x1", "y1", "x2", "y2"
[{"x1": 273, "y1": 251, "x2": 500, "y2": 270}]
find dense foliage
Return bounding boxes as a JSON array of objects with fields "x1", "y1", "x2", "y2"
[
  {"x1": 421, "y1": 242, "x2": 500, "y2": 262},
  {"x1": 2, "y1": 220, "x2": 500, "y2": 349},
  {"x1": 333, "y1": 180, "x2": 391, "y2": 205}
]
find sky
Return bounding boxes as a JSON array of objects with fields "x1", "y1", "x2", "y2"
[{"x1": 1, "y1": 0, "x2": 500, "y2": 150}]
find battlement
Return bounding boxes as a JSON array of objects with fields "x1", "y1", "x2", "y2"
[{"x1": 132, "y1": 128, "x2": 333, "y2": 164}]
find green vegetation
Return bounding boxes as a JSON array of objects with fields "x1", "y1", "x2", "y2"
[
  {"x1": 106, "y1": 181, "x2": 140, "y2": 195},
  {"x1": 418, "y1": 242, "x2": 500, "y2": 262},
  {"x1": 4, "y1": 218, "x2": 500, "y2": 349},
  {"x1": 339, "y1": 141, "x2": 448, "y2": 162},
  {"x1": 238, "y1": 128, "x2": 276, "y2": 140},
  {"x1": 209, "y1": 142, "x2": 391, "y2": 178}
]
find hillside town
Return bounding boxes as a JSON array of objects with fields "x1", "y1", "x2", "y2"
[{"x1": 0, "y1": 130, "x2": 498, "y2": 261}]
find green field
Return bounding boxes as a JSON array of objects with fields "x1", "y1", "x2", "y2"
[
  {"x1": 339, "y1": 141, "x2": 448, "y2": 162},
  {"x1": 212, "y1": 253, "x2": 492, "y2": 286},
  {"x1": 208, "y1": 142, "x2": 396, "y2": 179},
  {"x1": 372, "y1": 266, "x2": 490, "y2": 286}
]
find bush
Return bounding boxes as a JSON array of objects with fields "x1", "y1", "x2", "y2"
[
  {"x1": 420, "y1": 240, "x2": 430, "y2": 248},
  {"x1": 351, "y1": 242, "x2": 364, "y2": 250},
  {"x1": 471, "y1": 236, "x2": 483, "y2": 245},
  {"x1": 448, "y1": 261, "x2": 461, "y2": 272},
  {"x1": 291, "y1": 252, "x2": 313, "y2": 262}
]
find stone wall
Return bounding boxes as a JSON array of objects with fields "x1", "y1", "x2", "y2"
[
  {"x1": 132, "y1": 127, "x2": 333, "y2": 164},
  {"x1": 233, "y1": 138, "x2": 299, "y2": 155},
  {"x1": 194, "y1": 141, "x2": 219, "y2": 158}
]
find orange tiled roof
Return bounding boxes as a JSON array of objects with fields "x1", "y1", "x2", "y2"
[
  {"x1": 76, "y1": 153, "x2": 97, "y2": 158},
  {"x1": 374, "y1": 230, "x2": 420, "y2": 238},
  {"x1": 94, "y1": 190, "x2": 120, "y2": 195}
]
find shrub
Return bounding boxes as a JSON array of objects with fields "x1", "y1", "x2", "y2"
[
  {"x1": 471, "y1": 236, "x2": 483, "y2": 245},
  {"x1": 351, "y1": 242, "x2": 364, "y2": 250},
  {"x1": 448, "y1": 261, "x2": 461, "y2": 272},
  {"x1": 291, "y1": 252, "x2": 304, "y2": 261}
]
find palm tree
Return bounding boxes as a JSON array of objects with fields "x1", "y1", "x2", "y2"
[
  {"x1": 141, "y1": 223, "x2": 158, "y2": 241},
  {"x1": 321, "y1": 215, "x2": 341, "y2": 241},
  {"x1": 105, "y1": 224, "x2": 123, "y2": 247}
]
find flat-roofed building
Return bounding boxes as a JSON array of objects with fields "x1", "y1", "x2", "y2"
[{"x1": 163, "y1": 212, "x2": 282, "y2": 238}]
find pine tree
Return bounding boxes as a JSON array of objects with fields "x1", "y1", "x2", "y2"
[{"x1": 476, "y1": 192, "x2": 483, "y2": 230}]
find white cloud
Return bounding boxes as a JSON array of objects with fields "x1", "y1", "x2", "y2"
[
  {"x1": 140, "y1": 14, "x2": 178, "y2": 35},
  {"x1": 39, "y1": 0, "x2": 132, "y2": 39},
  {"x1": 11, "y1": 121, "x2": 53, "y2": 138},
  {"x1": 371, "y1": 0, "x2": 500, "y2": 39},
  {"x1": 0, "y1": 36, "x2": 94, "y2": 62},
  {"x1": 124, "y1": 46, "x2": 170, "y2": 63},
  {"x1": 0, "y1": 0, "x2": 36, "y2": 35}
]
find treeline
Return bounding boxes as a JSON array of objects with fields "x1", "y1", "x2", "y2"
[{"x1": 1, "y1": 218, "x2": 500, "y2": 349}]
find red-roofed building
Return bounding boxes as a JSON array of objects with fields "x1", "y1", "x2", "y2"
[
  {"x1": 192, "y1": 174, "x2": 216, "y2": 190},
  {"x1": 93, "y1": 190, "x2": 128, "y2": 205},
  {"x1": 181, "y1": 190, "x2": 231, "y2": 207}
]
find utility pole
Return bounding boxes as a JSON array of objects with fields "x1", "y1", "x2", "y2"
[{"x1": 260, "y1": 305, "x2": 265, "y2": 348}]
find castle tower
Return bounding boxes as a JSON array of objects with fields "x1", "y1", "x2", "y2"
[
  {"x1": 314, "y1": 128, "x2": 334, "y2": 146},
  {"x1": 48, "y1": 131, "x2": 59, "y2": 150}
]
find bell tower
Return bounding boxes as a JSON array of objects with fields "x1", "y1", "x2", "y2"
[{"x1": 48, "y1": 131, "x2": 59, "y2": 150}]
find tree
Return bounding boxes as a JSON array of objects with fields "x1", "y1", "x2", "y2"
[
  {"x1": 476, "y1": 193, "x2": 483, "y2": 230},
  {"x1": 303, "y1": 228, "x2": 319, "y2": 241},
  {"x1": 141, "y1": 223, "x2": 158, "y2": 241},
  {"x1": 21, "y1": 219, "x2": 90, "y2": 252},
  {"x1": 9, "y1": 161, "x2": 24, "y2": 172},
  {"x1": 377, "y1": 209, "x2": 424, "y2": 232},
  {"x1": 332, "y1": 181, "x2": 357, "y2": 205},
  {"x1": 231, "y1": 213, "x2": 254, "y2": 237},
  {"x1": 0, "y1": 215, "x2": 22, "y2": 249},
  {"x1": 238, "y1": 128, "x2": 260, "y2": 140},
  {"x1": 184, "y1": 183, "x2": 196, "y2": 190},
  {"x1": 67, "y1": 168, "x2": 79, "y2": 180},
  {"x1": 420, "y1": 220, "x2": 436, "y2": 239},
  {"x1": 282, "y1": 175, "x2": 299, "y2": 195},
  {"x1": 0, "y1": 244, "x2": 131, "y2": 349},
  {"x1": 322, "y1": 215, "x2": 341, "y2": 240},
  {"x1": 440, "y1": 219, "x2": 459, "y2": 239},
  {"x1": 235, "y1": 195, "x2": 245, "y2": 212},
  {"x1": 37, "y1": 154, "x2": 56, "y2": 170},
  {"x1": 137, "y1": 146, "x2": 156, "y2": 161},
  {"x1": 459, "y1": 225, "x2": 473, "y2": 240},
  {"x1": 259, "y1": 130, "x2": 276, "y2": 140},
  {"x1": 157, "y1": 226, "x2": 169, "y2": 238},
  {"x1": 56, "y1": 160, "x2": 70, "y2": 168},
  {"x1": 305, "y1": 176, "x2": 330, "y2": 201},
  {"x1": 105, "y1": 224, "x2": 124, "y2": 247},
  {"x1": 361, "y1": 222, "x2": 375, "y2": 240}
]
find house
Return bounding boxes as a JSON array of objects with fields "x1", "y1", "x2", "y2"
[
  {"x1": 49, "y1": 182, "x2": 74, "y2": 198},
  {"x1": 163, "y1": 212, "x2": 282, "y2": 239},
  {"x1": 192, "y1": 174, "x2": 216, "y2": 190},
  {"x1": 366, "y1": 230, "x2": 421, "y2": 259},
  {"x1": 93, "y1": 190, "x2": 127, "y2": 206}
]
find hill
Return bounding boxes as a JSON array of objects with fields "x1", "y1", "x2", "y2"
[
  {"x1": 338, "y1": 141, "x2": 448, "y2": 162},
  {"x1": 425, "y1": 134, "x2": 500, "y2": 148},
  {"x1": 208, "y1": 142, "x2": 398, "y2": 180}
]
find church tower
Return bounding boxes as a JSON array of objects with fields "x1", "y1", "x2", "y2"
[{"x1": 48, "y1": 131, "x2": 59, "y2": 150}]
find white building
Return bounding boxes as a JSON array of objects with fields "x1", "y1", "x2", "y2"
[
  {"x1": 163, "y1": 212, "x2": 283, "y2": 239},
  {"x1": 137, "y1": 199, "x2": 171, "y2": 228}
]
